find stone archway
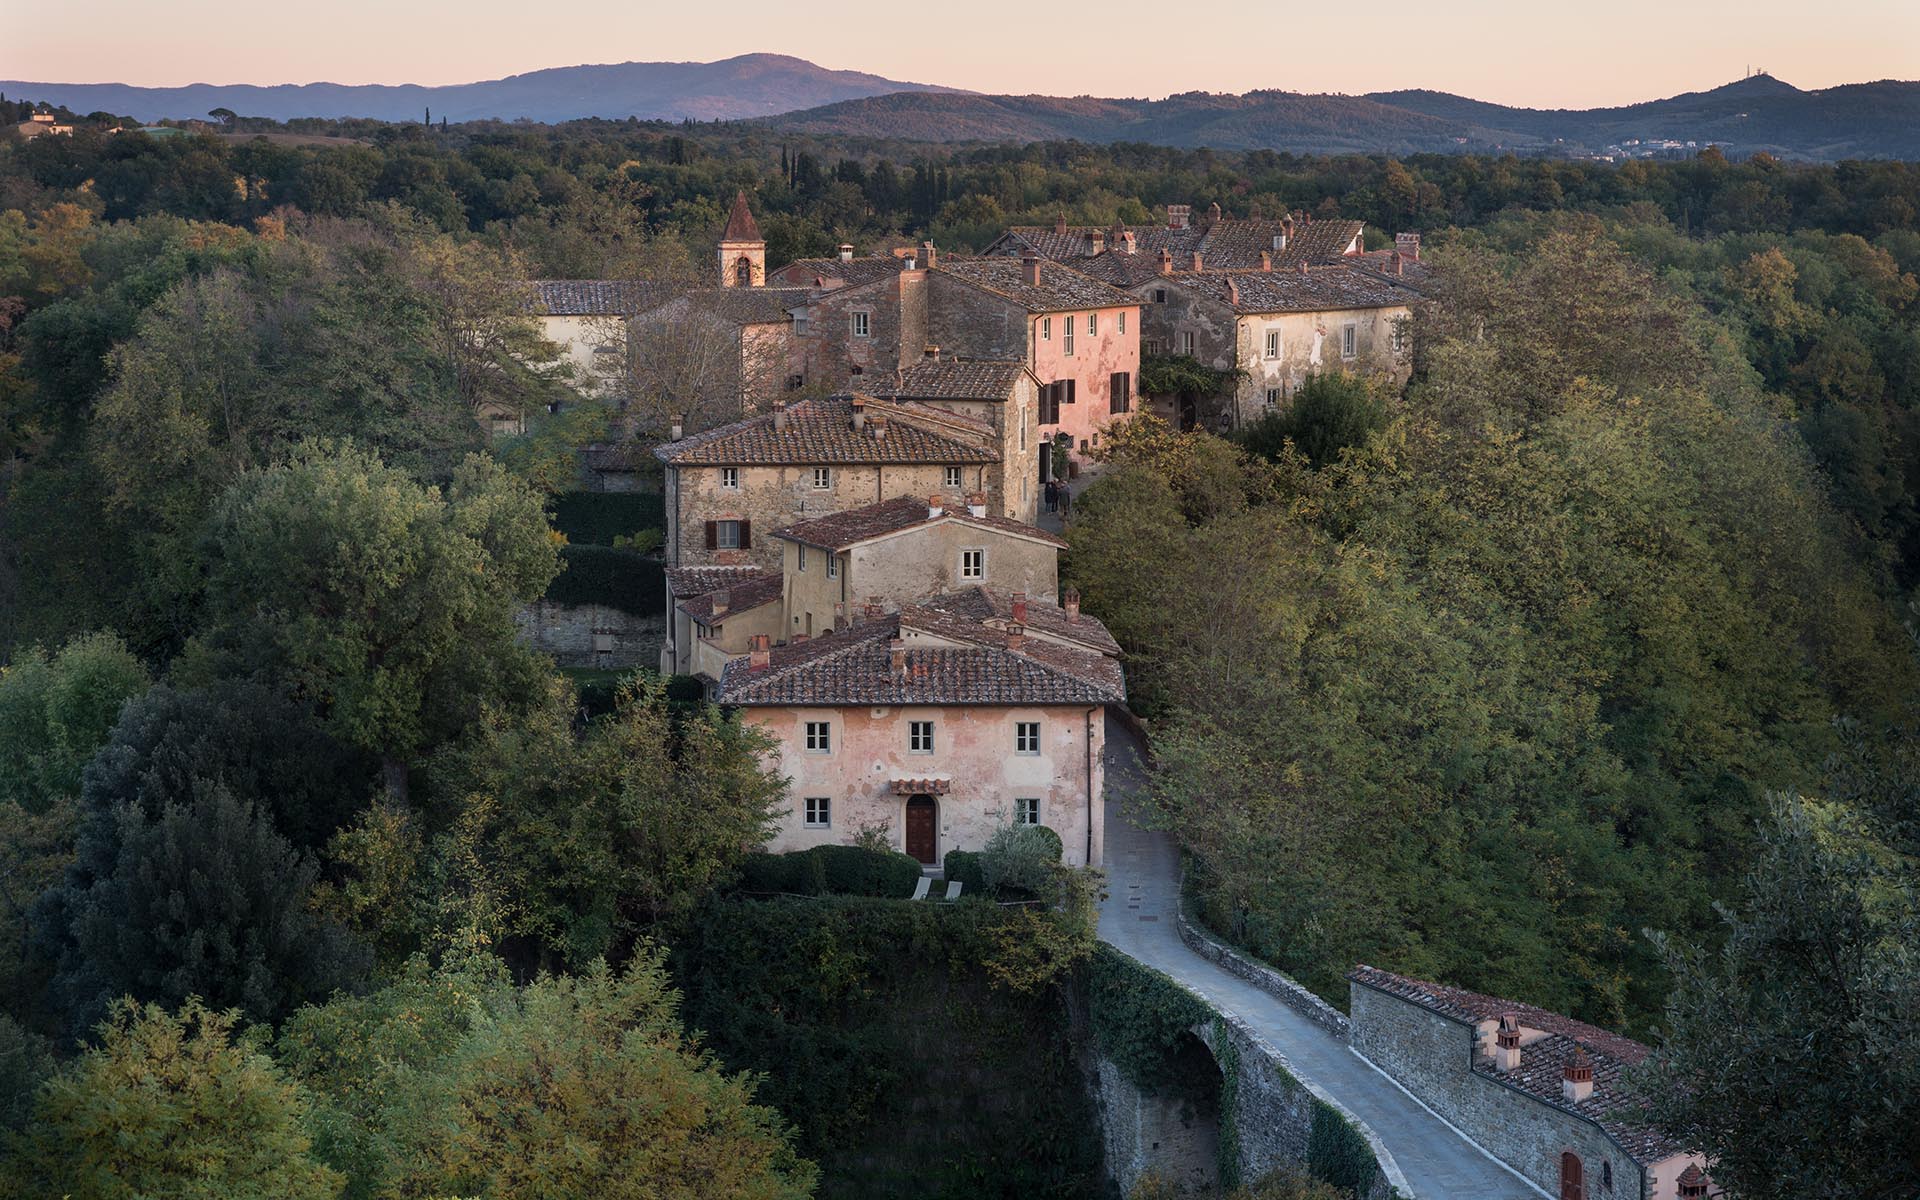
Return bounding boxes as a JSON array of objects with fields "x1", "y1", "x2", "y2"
[{"x1": 1095, "y1": 1025, "x2": 1223, "y2": 1196}]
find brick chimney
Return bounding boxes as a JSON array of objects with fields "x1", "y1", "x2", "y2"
[
  {"x1": 1562, "y1": 1045, "x2": 1594, "y2": 1104},
  {"x1": 921, "y1": 240, "x2": 937, "y2": 269},
  {"x1": 838, "y1": 243, "x2": 854, "y2": 262},
  {"x1": 1084, "y1": 229, "x2": 1104, "y2": 254},
  {"x1": 711, "y1": 589, "x2": 729, "y2": 619},
  {"x1": 1227, "y1": 277, "x2": 1240, "y2": 306},
  {"x1": 749, "y1": 634, "x2": 771, "y2": 671},
  {"x1": 772, "y1": 398, "x2": 788, "y2": 432},
  {"x1": 849, "y1": 395, "x2": 866, "y2": 433},
  {"x1": 1494, "y1": 1015, "x2": 1523, "y2": 1073},
  {"x1": 1157, "y1": 248, "x2": 1174, "y2": 275},
  {"x1": 928, "y1": 494, "x2": 944, "y2": 518},
  {"x1": 889, "y1": 636, "x2": 907, "y2": 677},
  {"x1": 1390, "y1": 251, "x2": 1404, "y2": 277},
  {"x1": 670, "y1": 413, "x2": 685, "y2": 441},
  {"x1": 1259, "y1": 250, "x2": 1272, "y2": 271},
  {"x1": 1121, "y1": 230, "x2": 1137, "y2": 254},
  {"x1": 1190, "y1": 251, "x2": 1204, "y2": 272},
  {"x1": 1022, "y1": 253, "x2": 1042, "y2": 286},
  {"x1": 866, "y1": 595, "x2": 884, "y2": 621},
  {"x1": 1204, "y1": 201, "x2": 1222, "y2": 228},
  {"x1": 1282, "y1": 214, "x2": 1295, "y2": 247},
  {"x1": 869, "y1": 413, "x2": 889, "y2": 440},
  {"x1": 1011, "y1": 591, "x2": 1028, "y2": 624},
  {"x1": 966, "y1": 491, "x2": 987, "y2": 517},
  {"x1": 1005, "y1": 622, "x2": 1026, "y2": 651},
  {"x1": 1167, "y1": 204, "x2": 1191, "y2": 231},
  {"x1": 923, "y1": 345, "x2": 941, "y2": 362},
  {"x1": 1054, "y1": 212, "x2": 1068, "y2": 235},
  {"x1": 1395, "y1": 231, "x2": 1421, "y2": 261},
  {"x1": 1063, "y1": 587, "x2": 1080, "y2": 622},
  {"x1": 1299, "y1": 259, "x2": 1310, "y2": 277}
]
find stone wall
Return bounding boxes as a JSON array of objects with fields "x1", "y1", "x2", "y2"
[
  {"x1": 1176, "y1": 912, "x2": 1353, "y2": 1040},
  {"x1": 1090, "y1": 1054, "x2": 1221, "y2": 1196},
  {"x1": 1349, "y1": 981, "x2": 1639, "y2": 1200},
  {"x1": 516, "y1": 600, "x2": 664, "y2": 669},
  {"x1": 1230, "y1": 306, "x2": 1412, "y2": 427}
]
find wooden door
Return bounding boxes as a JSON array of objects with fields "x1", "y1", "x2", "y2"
[
  {"x1": 1559, "y1": 1153, "x2": 1584, "y2": 1200},
  {"x1": 905, "y1": 796, "x2": 936, "y2": 865}
]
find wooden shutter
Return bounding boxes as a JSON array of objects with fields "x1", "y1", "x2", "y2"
[
  {"x1": 704, "y1": 520, "x2": 717, "y2": 550},
  {"x1": 738, "y1": 520, "x2": 752, "y2": 550},
  {"x1": 1064, "y1": 379, "x2": 1076, "y2": 404}
]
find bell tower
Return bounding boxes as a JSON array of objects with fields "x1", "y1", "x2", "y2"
[{"x1": 717, "y1": 190, "x2": 765, "y2": 288}]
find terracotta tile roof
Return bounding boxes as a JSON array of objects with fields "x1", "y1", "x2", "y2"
[
  {"x1": 684, "y1": 286, "x2": 811, "y2": 327},
  {"x1": 1349, "y1": 965, "x2": 1682, "y2": 1166},
  {"x1": 924, "y1": 586, "x2": 1121, "y2": 656},
  {"x1": 721, "y1": 191, "x2": 763, "y2": 243},
  {"x1": 665, "y1": 564, "x2": 771, "y2": 601},
  {"x1": 869, "y1": 359, "x2": 1035, "y2": 401},
  {"x1": 771, "y1": 495, "x2": 1066, "y2": 552},
  {"x1": 580, "y1": 442, "x2": 649, "y2": 472},
  {"x1": 994, "y1": 216, "x2": 1365, "y2": 273},
  {"x1": 935, "y1": 258, "x2": 1136, "y2": 314},
  {"x1": 769, "y1": 256, "x2": 903, "y2": 290},
  {"x1": 716, "y1": 610, "x2": 1124, "y2": 707},
  {"x1": 653, "y1": 396, "x2": 999, "y2": 467},
  {"x1": 530, "y1": 280, "x2": 665, "y2": 316},
  {"x1": 677, "y1": 570, "x2": 783, "y2": 624},
  {"x1": 1161, "y1": 264, "x2": 1420, "y2": 314}
]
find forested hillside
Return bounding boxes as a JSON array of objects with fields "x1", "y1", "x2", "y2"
[{"x1": 2, "y1": 116, "x2": 1917, "y2": 1198}]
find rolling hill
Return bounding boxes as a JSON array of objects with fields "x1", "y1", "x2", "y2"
[{"x1": 0, "y1": 53, "x2": 961, "y2": 124}]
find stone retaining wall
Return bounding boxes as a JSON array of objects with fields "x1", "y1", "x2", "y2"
[{"x1": 1177, "y1": 910, "x2": 1353, "y2": 1041}]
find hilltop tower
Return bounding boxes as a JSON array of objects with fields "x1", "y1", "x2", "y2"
[{"x1": 717, "y1": 190, "x2": 765, "y2": 288}]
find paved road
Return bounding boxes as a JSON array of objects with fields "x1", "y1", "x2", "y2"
[{"x1": 1096, "y1": 714, "x2": 1539, "y2": 1200}]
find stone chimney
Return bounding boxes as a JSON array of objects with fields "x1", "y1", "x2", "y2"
[
  {"x1": 711, "y1": 589, "x2": 729, "y2": 619},
  {"x1": 838, "y1": 243, "x2": 854, "y2": 262},
  {"x1": 1259, "y1": 250, "x2": 1272, "y2": 271},
  {"x1": 1227, "y1": 277, "x2": 1240, "y2": 306},
  {"x1": 928, "y1": 494, "x2": 944, "y2": 519},
  {"x1": 923, "y1": 345, "x2": 941, "y2": 362},
  {"x1": 966, "y1": 491, "x2": 987, "y2": 517},
  {"x1": 670, "y1": 414, "x2": 685, "y2": 441},
  {"x1": 1011, "y1": 591, "x2": 1028, "y2": 625},
  {"x1": 849, "y1": 395, "x2": 866, "y2": 433},
  {"x1": 1204, "y1": 201, "x2": 1222, "y2": 228},
  {"x1": 1390, "y1": 251, "x2": 1405, "y2": 277},
  {"x1": 1396, "y1": 231, "x2": 1421, "y2": 261},
  {"x1": 1494, "y1": 1015, "x2": 1523, "y2": 1073},
  {"x1": 1084, "y1": 229, "x2": 1104, "y2": 254},
  {"x1": 1054, "y1": 212, "x2": 1068, "y2": 235},
  {"x1": 1121, "y1": 230, "x2": 1137, "y2": 254},
  {"x1": 1005, "y1": 622, "x2": 1026, "y2": 651},
  {"x1": 869, "y1": 413, "x2": 889, "y2": 440},
  {"x1": 1063, "y1": 587, "x2": 1081, "y2": 622},
  {"x1": 748, "y1": 634, "x2": 771, "y2": 671},
  {"x1": 1167, "y1": 204, "x2": 1191, "y2": 231},
  {"x1": 1190, "y1": 251, "x2": 1204, "y2": 272},
  {"x1": 1561, "y1": 1045, "x2": 1594, "y2": 1104},
  {"x1": 772, "y1": 398, "x2": 788, "y2": 432},
  {"x1": 1022, "y1": 253, "x2": 1043, "y2": 286},
  {"x1": 889, "y1": 636, "x2": 907, "y2": 677},
  {"x1": 921, "y1": 240, "x2": 937, "y2": 269}
]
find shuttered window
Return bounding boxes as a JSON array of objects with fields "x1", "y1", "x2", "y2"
[{"x1": 1109, "y1": 372, "x2": 1132, "y2": 414}]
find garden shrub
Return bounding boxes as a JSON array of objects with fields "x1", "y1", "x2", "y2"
[
  {"x1": 548, "y1": 492, "x2": 665, "y2": 545},
  {"x1": 736, "y1": 846, "x2": 920, "y2": 898},
  {"x1": 544, "y1": 544, "x2": 664, "y2": 614}
]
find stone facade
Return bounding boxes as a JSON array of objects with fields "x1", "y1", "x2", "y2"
[
  {"x1": 515, "y1": 600, "x2": 662, "y2": 669},
  {"x1": 756, "y1": 701, "x2": 1106, "y2": 866},
  {"x1": 902, "y1": 371, "x2": 1044, "y2": 522},
  {"x1": 793, "y1": 269, "x2": 929, "y2": 387}
]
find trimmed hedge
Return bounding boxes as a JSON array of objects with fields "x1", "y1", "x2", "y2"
[
  {"x1": 1307, "y1": 1102, "x2": 1378, "y2": 1195},
  {"x1": 737, "y1": 845, "x2": 923, "y2": 898},
  {"x1": 549, "y1": 491, "x2": 665, "y2": 545},
  {"x1": 544, "y1": 544, "x2": 664, "y2": 615},
  {"x1": 942, "y1": 849, "x2": 985, "y2": 895}
]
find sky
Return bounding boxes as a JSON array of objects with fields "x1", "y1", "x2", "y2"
[{"x1": 7, "y1": 0, "x2": 1917, "y2": 109}]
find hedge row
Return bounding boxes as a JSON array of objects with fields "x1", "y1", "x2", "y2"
[
  {"x1": 1086, "y1": 943, "x2": 1215, "y2": 1093},
  {"x1": 548, "y1": 491, "x2": 665, "y2": 545},
  {"x1": 543, "y1": 544, "x2": 664, "y2": 615},
  {"x1": 736, "y1": 845, "x2": 923, "y2": 898}
]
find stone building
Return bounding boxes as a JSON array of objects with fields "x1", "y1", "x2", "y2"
[
  {"x1": 1133, "y1": 263, "x2": 1419, "y2": 429},
  {"x1": 867, "y1": 357, "x2": 1044, "y2": 521},
  {"x1": 663, "y1": 566, "x2": 785, "y2": 683},
  {"x1": 772, "y1": 493, "x2": 1070, "y2": 642},
  {"x1": 716, "y1": 589, "x2": 1123, "y2": 868},
  {"x1": 528, "y1": 280, "x2": 662, "y2": 396},
  {"x1": 1347, "y1": 967, "x2": 1716, "y2": 1200},
  {"x1": 785, "y1": 250, "x2": 929, "y2": 388}
]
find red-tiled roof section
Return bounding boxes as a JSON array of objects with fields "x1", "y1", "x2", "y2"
[
  {"x1": 666, "y1": 564, "x2": 771, "y2": 601},
  {"x1": 1348, "y1": 965, "x2": 1682, "y2": 1166},
  {"x1": 996, "y1": 216, "x2": 1364, "y2": 273},
  {"x1": 677, "y1": 570, "x2": 783, "y2": 623},
  {"x1": 936, "y1": 258, "x2": 1136, "y2": 314},
  {"x1": 716, "y1": 611, "x2": 1124, "y2": 707},
  {"x1": 871, "y1": 360, "x2": 1033, "y2": 401},
  {"x1": 722, "y1": 191, "x2": 762, "y2": 243},
  {"x1": 1165, "y1": 265, "x2": 1420, "y2": 314},
  {"x1": 770, "y1": 255, "x2": 903, "y2": 290},
  {"x1": 531, "y1": 280, "x2": 665, "y2": 315},
  {"x1": 654, "y1": 396, "x2": 999, "y2": 467},
  {"x1": 924, "y1": 586, "x2": 1121, "y2": 656},
  {"x1": 772, "y1": 496, "x2": 1066, "y2": 552},
  {"x1": 685, "y1": 286, "x2": 811, "y2": 327}
]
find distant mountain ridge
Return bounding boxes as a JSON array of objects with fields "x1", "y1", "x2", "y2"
[
  {"x1": 0, "y1": 53, "x2": 962, "y2": 124},
  {"x1": 6, "y1": 59, "x2": 1916, "y2": 160}
]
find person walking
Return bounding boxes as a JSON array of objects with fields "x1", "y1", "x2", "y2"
[{"x1": 1044, "y1": 479, "x2": 1059, "y2": 513}]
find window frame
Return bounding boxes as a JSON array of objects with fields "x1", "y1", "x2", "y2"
[
  {"x1": 812, "y1": 466, "x2": 832, "y2": 490},
  {"x1": 909, "y1": 720, "x2": 935, "y2": 754},
  {"x1": 1265, "y1": 329, "x2": 1281, "y2": 359},
  {"x1": 1015, "y1": 721, "x2": 1041, "y2": 755},
  {"x1": 1087, "y1": 312, "x2": 1098, "y2": 335},
  {"x1": 1118, "y1": 310, "x2": 1127, "y2": 333},
  {"x1": 797, "y1": 544, "x2": 807, "y2": 572},
  {"x1": 1040, "y1": 316, "x2": 1052, "y2": 341},
  {"x1": 1063, "y1": 314, "x2": 1076, "y2": 357},
  {"x1": 804, "y1": 796, "x2": 831, "y2": 828},
  {"x1": 826, "y1": 553, "x2": 838, "y2": 580},
  {"x1": 720, "y1": 466, "x2": 740, "y2": 489},
  {"x1": 715, "y1": 520, "x2": 742, "y2": 550},
  {"x1": 850, "y1": 310, "x2": 871, "y2": 339},
  {"x1": 1015, "y1": 797, "x2": 1041, "y2": 826},
  {"x1": 1178, "y1": 329, "x2": 1196, "y2": 356},
  {"x1": 960, "y1": 548, "x2": 985, "y2": 580},
  {"x1": 804, "y1": 721, "x2": 832, "y2": 754},
  {"x1": 944, "y1": 465, "x2": 963, "y2": 489},
  {"x1": 1341, "y1": 323, "x2": 1358, "y2": 359}
]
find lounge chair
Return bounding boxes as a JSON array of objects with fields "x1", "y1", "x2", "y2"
[
  {"x1": 910, "y1": 876, "x2": 931, "y2": 901},
  {"x1": 943, "y1": 880, "x2": 963, "y2": 902}
]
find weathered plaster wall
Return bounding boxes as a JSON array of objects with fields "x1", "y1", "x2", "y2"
[
  {"x1": 516, "y1": 600, "x2": 662, "y2": 669},
  {"x1": 927, "y1": 273, "x2": 1029, "y2": 361},
  {"x1": 779, "y1": 520, "x2": 1057, "y2": 638},
  {"x1": 749, "y1": 702, "x2": 1105, "y2": 866},
  {"x1": 1232, "y1": 306, "x2": 1411, "y2": 426},
  {"x1": 1027, "y1": 304, "x2": 1141, "y2": 472}
]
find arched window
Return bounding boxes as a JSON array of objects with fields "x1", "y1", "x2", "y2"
[
  {"x1": 1601, "y1": 1161, "x2": 1612, "y2": 1191},
  {"x1": 1559, "y1": 1153, "x2": 1585, "y2": 1200},
  {"x1": 734, "y1": 257, "x2": 753, "y2": 287}
]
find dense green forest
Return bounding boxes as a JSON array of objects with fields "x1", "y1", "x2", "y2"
[{"x1": 2, "y1": 118, "x2": 1918, "y2": 1198}]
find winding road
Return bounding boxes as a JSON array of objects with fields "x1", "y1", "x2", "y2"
[{"x1": 1095, "y1": 714, "x2": 1540, "y2": 1199}]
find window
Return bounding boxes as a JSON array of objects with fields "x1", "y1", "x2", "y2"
[
  {"x1": 1153, "y1": 289, "x2": 1167, "y2": 304},
  {"x1": 805, "y1": 721, "x2": 832, "y2": 753},
  {"x1": 961, "y1": 549, "x2": 984, "y2": 580},
  {"x1": 1041, "y1": 317, "x2": 1052, "y2": 341},
  {"x1": 1087, "y1": 313, "x2": 1098, "y2": 335},
  {"x1": 850, "y1": 311, "x2": 871, "y2": 338},
  {"x1": 1016, "y1": 721, "x2": 1040, "y2": 754},
  {"x1": 714, "y1": 520, "x2": 743, "y2": 550},
  {"x1": 1342, "y1": 323, "x2": 1357, "y2": 359},
  {"x1": 720, "y1": 467, "x2": 739, "y2": 489},
  {"x1": 1265, "y1": 330, "x2": 1281, "y2": 359},
  {"x1": 1601, "y1": 1162, "x2": 1612, "y2": 1192},
  {"x1": 785, "y1": 373, "x2": 805, "y2": 390},
  {"x1": 1109, "y1": 371, "x2": 1132, "y2": 414},
  {"x1": 826, "y1": 553, "x2": 838, "y2": 579},
  {"x1": 944, "y1": 466, "x2": 962, "y2": 489},
  {"x1": 1391, "y1": 318, "x2": 1409, "y2": 356},
  {"x1": 812, "y1": 466, "x2": 832, "y2": 490},
  {"x1": 1063, "y1": 315, "x2": 1075, "y2": 357},
  {"x1": 793, "y1": 311, "x2": 811, "y2": 336},
  {"x1": 797, "y1": 545, "x2": 807, "y2": 572},
  {"x1": 1178, "y1": 330, "x2": 1196, "y2": 355},
  {"x1": 804, "y1": 797, "x2": 831, "y2": 828},
  {"x1": 909, "y1": 720, "x2": 935, "y2": 754},
  {"x1": 1019, "y1": 407, "x2": 1028, "y2": 450},
  {"x1": 1015, "y1": 797, "x2": 1040, "y2": 825},
  {"x1": 1266, "y1": 387, "x2": 1281, "y2": 407},
  {"x1": 1118, "y1": 311, "x2": 1127, "y2": 333}
]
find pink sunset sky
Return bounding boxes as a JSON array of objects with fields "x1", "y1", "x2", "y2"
[{"x1": 7, "y1": 0, "x2": 1917, "y2": 108}]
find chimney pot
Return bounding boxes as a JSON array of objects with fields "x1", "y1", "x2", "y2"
[
  {"x1": 850, "y1": 396, "x2": 867, "y2": 433},
  {"x1": 711, "y1": 589, "x2": 729, "y2": 618},
  {"x1": 1299, "y1": 259, "x2": 1310, "y2": 277},
  {"x1": 1494, "y1": 1014, "x2": 1523, "y2": 1073},
  {"x1": 1260, "y1": 250, "x2": 1272, "y2": 271},
  {"x1": 1191, "y1": 251, "x2": 1204, "y2": 272},
  {"x1": 749, "y1": 634, "x2": 771, "y2": 671},
  {"x1": 1395, "y1": 231, "x2": 1421, "y2": 262},
  {"x1": 1054, "y1": 212, "x2": 1068, "y2": 235},
  {"x1": 1227, "y1": 277, "x2": 1240, "y2": 306},
  {"x1": 772, "y1": 398, "x2": 788, "y2": 432},
  {"x1": 670, "y1": 414, "x2": 685, "y2": 441},
  {"x1": 1561, "y1": 1045, "x2": 1595, "y2": 1104},
  {"x1": 1167, "y1": 204, "x2": 1191, "y2": 231},
  {"x1": 1011, "y1": 591, "x2": 1028, "y2": 625},
  {"x1": 921, "y1": 240, "x2": 936, "y2": 269},
  {"x1": 869, "y1": 413, "x2": 888, "y2": 440},
  {"x1": 889, "y1": 636, "x2": 907, "y2": 676},
  {"x1": 928, "y1": 494, "x2": 944, "y2": 519},
  {"x1": 1391, "y1": 251, "x2": 1404, "y2": 277},
  {"x1": 924, "y1": 344, "x2": 940, "y2": 362},
  {"x1": 966, "y1": 491, "x2": 986, "y2": 517},
  {"x1": 1005, "y1": 622, "x2": 1026, "y2": 650},
  {"x1": 1063, "y1": 587, "x2": 1080, "y2": 621},
  {"x1": 838, "y1": 243, "x2": 854, "y2": 262},
  {"x1": 1022, "y1": 253, "x2": 1042, "y2": 286},
  {"x1": 1122, "y1": 230, "x2": 1137, "y2": 254},
  {"x1": 1157, "y1": 248, "x2": 1173, "y2": 275},
  {"x1": 1205, "y1": 201, "x2": 1222, "y2": 227}
]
